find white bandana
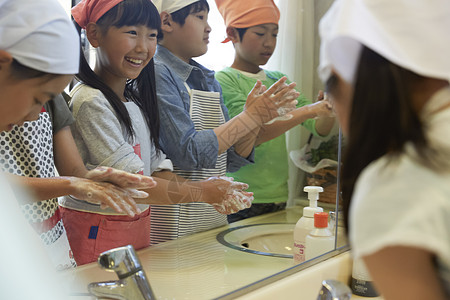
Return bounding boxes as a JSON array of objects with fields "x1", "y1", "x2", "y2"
[
  {"x1": 152, "y1": 0, "x2": 200, "y2": 14},
  {"x1": 318, "y1": 0, "x2": 450, "y2": 84},
  {"x1": 0, "y1": 0, "x2": 80, "y2": 74}
]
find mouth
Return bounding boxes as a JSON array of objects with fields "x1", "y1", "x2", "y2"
[
  {"x1": 125, "y1": 57, "x2": 145, "y2": 66},
  {"x1": 261, "y1": 53, "x2": 272, "y2": 58}
]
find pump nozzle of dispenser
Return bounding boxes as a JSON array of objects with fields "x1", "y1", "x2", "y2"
[
  {"x1": 303, "y1": 186, "x2": 324, "y2": 217},
  {"x1": 304, "y1": 186, "x2": 323, "y2": 207}
]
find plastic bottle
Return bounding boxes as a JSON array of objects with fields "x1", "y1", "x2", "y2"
[
  {"x1": 293, "y1": 186, "x2": 324, "y2": 264},
  {"x1": 351, "y1": 258, "x2": 380, "y2": 297},
  {"x1": 305, "y1": 212, "x2": 335, "y2": 260}
]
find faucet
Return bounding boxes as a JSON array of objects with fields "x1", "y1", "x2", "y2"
[
  {"x1": 317, "y1": 279, "x2": 352, "y2": 300},
  {"x1": 88, "y1": 245, "x2": 155, "y2": 300}
]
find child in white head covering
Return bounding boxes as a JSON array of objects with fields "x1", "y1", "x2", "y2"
[
  {"x1": 0, "y1": 0, "x2": 156, "y2": 273},
  {"x1": 319, "y1": 0, "x2": 450, "y2": 298},
  {"x1": 0, "y1": 0, "x2": 78, "y2": 297},
  {"x1": 0, "y1": 0, "x2": 79, "y2": 131}
]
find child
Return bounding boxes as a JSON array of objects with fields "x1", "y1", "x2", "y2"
[
  {"x1": 151, "y1": 0, "x2": 300, "y2": 242},
  {"x1": 62, "y1": 0, "x2": 254, "y2": 265},
  {"x1": 214, "y1": 0, "x2": 335, "y2": 222},
  {"x1": 0, "y1": 0, "x2": 81, "y2": 296},
  {"x1": 320, "y1": 0, "x2": 449, "y2": 298}
]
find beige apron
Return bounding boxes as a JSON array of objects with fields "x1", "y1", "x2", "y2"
[{"x1": 149, "y1": 84, "x2": 228, "y2": 245}]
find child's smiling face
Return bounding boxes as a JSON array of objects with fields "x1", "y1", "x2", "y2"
[
  {"x1": 92, "y1": 24, "x2": 158, "y2": 83},
  {"x1": 234, "y1": 23, "x2": 278, "y2": 72}
]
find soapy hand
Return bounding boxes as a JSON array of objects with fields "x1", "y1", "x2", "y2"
[
  {"x1": 265, "y1": 82, "x2": 300, "y2": 124},
  {"x1": 85, "y1": 166, "x2": 157, "y2": 189},
  {"x1": 308, "y1": 91, "x2": 334, "y2": 119},
  {"x1": 202, "y1": 176, "x2": 253, "y2": 214},
  {"x1": 68, "y1": 177, "x2": 144, "y2": 217},
  {"x1": 244, "y1": 77, "x2": 299, "y2": 125}
]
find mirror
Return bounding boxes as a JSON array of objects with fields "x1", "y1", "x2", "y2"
[{"x1": 63, "y1": 0, "x2": 349, "y2": 298}]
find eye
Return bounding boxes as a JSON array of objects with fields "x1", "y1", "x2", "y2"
[
  {"x1": 127, "y1": 30, "x2": 137, "y2": 35},
  {"x1": 255, "y1": 33, "x2": 264, "y2": 37},
  {"x1": 197, "y1": 15, "x2": 204, "y2": 20}
]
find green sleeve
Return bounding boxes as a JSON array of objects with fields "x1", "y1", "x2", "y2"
[{"x1": 216, "y1": 70, "x2": 248, "y2": 119}]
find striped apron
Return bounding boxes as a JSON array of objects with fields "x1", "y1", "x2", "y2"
[
  {"x1": 0, "y1": 109, "x2": 77, "y2": 270},
  {"x1": 149, "y1": 85, "x2": 228, "y2": 245}
]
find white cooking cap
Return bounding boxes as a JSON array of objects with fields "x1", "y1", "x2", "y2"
[
  {"x1": 0, "y1": 0, "x2": 80, "y2": 74},
  {"x1": 152, "y1": 0, "x2": 200, "y2": 14},
  {"x1": 318, "y1": 0, "x2": 450, "y2": 84}
]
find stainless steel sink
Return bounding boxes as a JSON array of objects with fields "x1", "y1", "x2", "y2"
[{"x1": 216, "y1": 223, "x2": 295, "y2": 258}]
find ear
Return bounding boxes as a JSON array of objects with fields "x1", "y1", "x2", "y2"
[
  {"x1": 0, "y1": 50, "x2": 13, "y2": 70},
  {"x1": 160, "y1": 12, "x2": 173, "y2": 33},
  {"x1": 226, "y1": 27, "x2": 240, "y2": 43},
  {"x1": 85, "y1": 22, "x2": 101, "y2": 48}
]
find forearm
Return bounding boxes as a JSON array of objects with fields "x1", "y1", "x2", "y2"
[
  {"x1": 137, "y1": 171, "x2": 205, "y2": 205},
  {"x1": 214, "y1": 111, "x2": 261, "y2": 154},
  {"x1": 7, "y1": 174, "x2": 76, "y2": 202},
  {"x1": 233, "y1": 128, "x2": 260, "y2": 157},
  {"x1": 315, "y1": 117, "x2": 335, "y2": 137}
]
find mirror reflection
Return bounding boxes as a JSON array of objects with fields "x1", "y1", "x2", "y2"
[{"x1": 0, "y1": 0, "x2": 348, "y2": 299}]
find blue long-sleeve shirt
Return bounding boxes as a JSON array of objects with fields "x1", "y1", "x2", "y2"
[{"x1": 153, "y1": 45, "x2": 254, "y2": 172}]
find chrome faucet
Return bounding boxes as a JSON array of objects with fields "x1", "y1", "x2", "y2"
[
  {"x1": 317, "y1": 279, "x2": 352, "y2": 300},
  {"x1": 88, "y1": 245, "x2": 155, "y2": 300}
]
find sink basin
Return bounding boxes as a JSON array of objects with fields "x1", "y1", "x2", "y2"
[{"x1": 216, "y1": 223, "x2": 295, "y2": 258}]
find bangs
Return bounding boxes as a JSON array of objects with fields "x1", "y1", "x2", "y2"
[
  {"x1": 98, "y1": 0, "x2": 161, "y2": 30},
  {"x1": 189, "y1": 1, "x2": 210, "y2": 14}
]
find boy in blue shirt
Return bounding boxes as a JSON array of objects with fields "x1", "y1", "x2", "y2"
[{"x1": 152, "y1": 0, "x2": 304, "y2": 242}]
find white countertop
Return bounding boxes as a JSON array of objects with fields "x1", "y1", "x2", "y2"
[{"x1": 64, "y1": 203, "x2": 345, "y2": 299}]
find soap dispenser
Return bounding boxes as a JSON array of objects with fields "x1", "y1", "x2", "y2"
[
  {"x1": 305, "y1": 212, "x2": 335, "y2": 260},
  {"x1": 293, "y1": 186, "x2": 324, "y2": 264}
]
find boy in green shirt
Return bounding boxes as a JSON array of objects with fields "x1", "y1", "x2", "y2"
[{"x1": 215, "y1": 0, "x2": 335, "y2": 222}]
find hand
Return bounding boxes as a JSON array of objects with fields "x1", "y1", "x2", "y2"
[
  {"x1": 244, "y1": 77, "x2": 299, "y2": 125},
  {"x1": 85, "y1": 166, "x2": 157, "y2": 189},
  {"x1": 305, "y1": 90, "x2": 334, "y2": 118},
  {"x1": 201, "y1": 176, "x2": 253, "y2": 214},
  {"x1": 68, "y1": 177, "x2": 144, "y2": 217}
]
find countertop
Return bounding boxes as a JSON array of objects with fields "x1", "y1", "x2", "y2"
[{"x1": 64, "y1": 203, "x2": 344, "y2": 299}]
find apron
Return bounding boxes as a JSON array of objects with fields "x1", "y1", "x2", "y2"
[
  {"x1": 149, "y1": 84, "x2": 228, "y2": 245},
  {"x1": 0, "y1": 109, "x2": 77, "y2": 270}
]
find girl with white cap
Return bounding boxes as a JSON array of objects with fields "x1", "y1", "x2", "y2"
[
  {"x1": 0, "y1": 0, "x2": 121, "y2": 297},
  {"x1": 319, "y1": 0, "x2": 450, "y2": 298},
  {"x1": 0, "y1": 0, "x2": 162, "y2": 270}
]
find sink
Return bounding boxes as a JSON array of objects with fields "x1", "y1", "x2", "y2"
[{"x1": 216, "y1": 223, "x2": 295, "y2": 258}]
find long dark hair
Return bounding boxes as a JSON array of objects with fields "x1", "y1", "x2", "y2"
[
  {"x1": 74, "y1": 0, "x2": 161, "y2": 151},
  {"x1": 340, "y1": 46, "x2": 430, "y2": 230}
]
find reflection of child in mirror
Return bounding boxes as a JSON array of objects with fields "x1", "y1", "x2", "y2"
[
  {"x1": 214, "y1": 0, "x2": 335, "y2": 223},
  {"x1": 62, "y1": 0, "x2": 254, "y2": 265},
  {"x1": 151, "y1": 0, "x2": 300, "y2": 243}
]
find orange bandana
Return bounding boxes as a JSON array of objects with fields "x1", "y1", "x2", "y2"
[
  {"x1": 72, "y1": 0, "x2": 125, "y2": 29},
  {"x1": 215, "y1": 0, "x2": 280, "y2": 42}
]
